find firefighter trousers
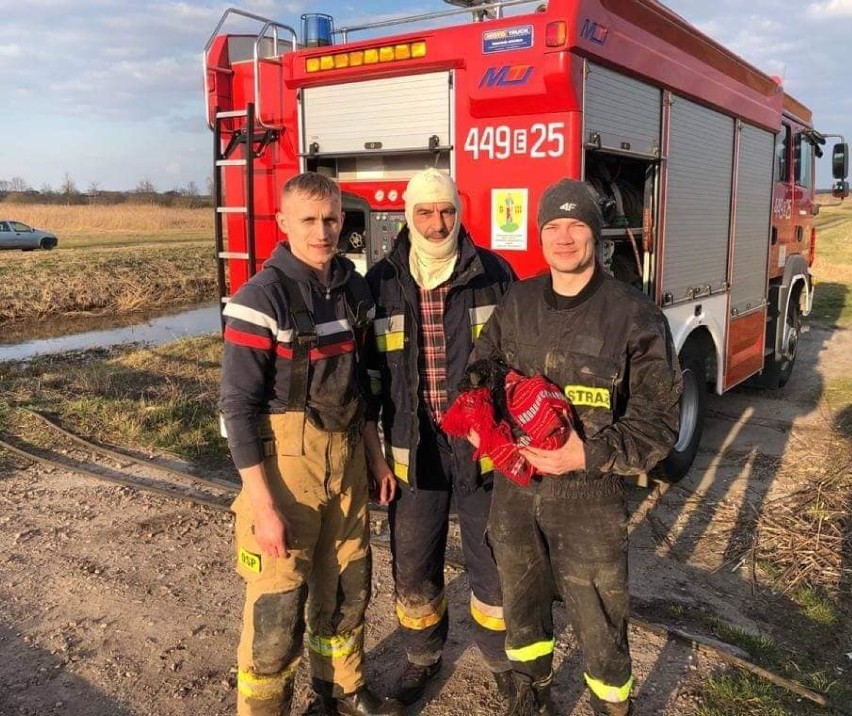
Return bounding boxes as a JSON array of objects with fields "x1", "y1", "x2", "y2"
[
  {"x1": 389, "y1": 418, "x2": 509, "y2": 672},
  {"x1": 233, "y1": 415, "x2": 371, "y2": 715},
  {"x1": 487, "y1": 474, "x2": 634, "y2": 706}
]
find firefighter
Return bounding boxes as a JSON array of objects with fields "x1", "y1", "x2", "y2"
[
  {"x1": 220, "y1": 172, "x2": 404, "y2": 716},
  {"x1": 363, "y1": 168, "x2": 516, "y2": 705},
  {"x1": 471, "y1": 179, "x2": 682, "y2": 716}
]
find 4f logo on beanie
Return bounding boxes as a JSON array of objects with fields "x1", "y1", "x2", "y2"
[{"x1": 559, "y1": 202, "x2": 577, "y2": 211}]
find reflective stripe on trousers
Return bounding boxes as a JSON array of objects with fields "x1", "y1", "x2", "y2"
[{"x1": 234, "y1": 418, "x2": 371, "y2": 711}]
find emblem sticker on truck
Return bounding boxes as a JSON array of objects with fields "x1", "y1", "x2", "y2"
[
  {"x1": 482, "y1": 25, "x2": 534, "y2": 54},
  {"x1": 491, "y1": 189, "x2": 528, "y2": 251},
  {"x1": 464, "y1": 122, "x2": 565, "y2": 161}
]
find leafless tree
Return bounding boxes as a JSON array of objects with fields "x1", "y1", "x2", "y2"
[
  {"x1": 9, "y1": 176, "x2": 29, "y2": 192},
  {"x1": 136, "y1": 178, "x2": 156, "y2": 194},
  {"x1": 61, "y1": 173, "x2": 78, "y2": 203}
]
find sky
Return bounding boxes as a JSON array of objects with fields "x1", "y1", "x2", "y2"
[{"x1": 1, "y1": 0, "x2": 849, "y2": 193}]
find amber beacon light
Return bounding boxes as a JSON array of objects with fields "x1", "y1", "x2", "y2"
[{"x1": 306, "y1": 41, "x2": 427, "y2": 73}]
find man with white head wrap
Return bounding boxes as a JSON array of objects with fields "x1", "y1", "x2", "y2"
[
  {"x1": 363, "y1": 168, "x2": 517, "y2": 706},
  {"x1": 403, "y1": 167, "x2": 462, "y2": 289}
]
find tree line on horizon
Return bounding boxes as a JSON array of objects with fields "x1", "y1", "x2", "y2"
[{"x1": 0, "y1": 174, "x2": 213, "y2": 208}]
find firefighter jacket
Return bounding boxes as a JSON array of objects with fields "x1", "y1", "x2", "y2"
[
  {"x1": 473, "y1": 265, "x2": 682, "y2": 501},
  {"x1": 219, "y1": 242, "x2": 374, "y2": 469},
  {"x1": 365, "y1": 226, "x2": 515, "y2": 492}
]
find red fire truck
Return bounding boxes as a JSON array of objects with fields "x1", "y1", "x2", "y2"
[{"x1": 203, "y1": 0, "x2": 848, "y2": 480}]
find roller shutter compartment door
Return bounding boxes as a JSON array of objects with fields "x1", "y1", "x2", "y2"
[
  {"x1": 662, "y1": 97, "x2": 734, "y2": 304},
  {"x1": 302, "y1": 72, "x2": 451, "y2": 155},
  {"x1": 584, "y1": 63, "x2": 661, "y2": 157},
  {"x1": 730, "y1": 123, "x2": 774, "y2": 315}
]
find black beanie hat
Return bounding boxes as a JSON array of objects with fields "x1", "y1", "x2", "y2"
[{"x1": 536, "y1": 179, "x2": 602, "y2": 240}]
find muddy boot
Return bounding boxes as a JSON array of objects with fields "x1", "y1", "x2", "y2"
[
  {"x1": 493, "y1": 669, "x2": 516, "y2": 701},
  {"x1": 238, "y1": 677, "x2": 294, "y2": 716},
  {"x1": 531, "y1": 674, "x2": 553, "y2": 716},
  {"x1": 590, "y1": 694, "x2": 633, "y2": 716},
  {"x1": 506, "y1": 674, "x2": 552, "y2": 716},
  {"x1": 335, "y1": 687, "x2": 406, "y2": 716},
  {"x1": 391, "y1": 658, "x2": 442, "y2": 705}
]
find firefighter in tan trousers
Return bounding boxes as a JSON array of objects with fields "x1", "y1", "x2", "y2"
[{"x1": 220, "y1": 172, "x2": 405, "y2": 716}]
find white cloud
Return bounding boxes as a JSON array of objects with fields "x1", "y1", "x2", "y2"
[
  {"x1": 0, "y1": 43, "x2": 22, "y2": 58},
  {"x1": 807, "y1": 0, "x2": 852, "y2": 17}
]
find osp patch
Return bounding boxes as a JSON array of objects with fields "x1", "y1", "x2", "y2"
[{"x1": 239, "y1": 547, "x2": 262, "y2": 574}]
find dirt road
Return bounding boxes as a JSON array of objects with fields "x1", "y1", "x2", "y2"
[{"x1": 1, "y1": 321, "x2": 848, "y2": 715}]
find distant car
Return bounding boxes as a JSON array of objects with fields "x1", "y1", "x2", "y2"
[{"x1": 0, "y1": 220, "x2": 58, "y2": 250}]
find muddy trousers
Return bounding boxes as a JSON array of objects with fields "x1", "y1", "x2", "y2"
[
  {"x1": 389, "y1": 420, "x2": 509, "y2": 672},
  {"x1": 487, "y1": 474, "x2": 634, "y2": 707},
  {"x1": 233, "y1": 417, "x2": 372, "y2": 716}
]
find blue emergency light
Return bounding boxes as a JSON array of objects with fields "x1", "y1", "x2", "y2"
[{"x1": 302, "y1": 14, "x2": 334, "y2": 47}]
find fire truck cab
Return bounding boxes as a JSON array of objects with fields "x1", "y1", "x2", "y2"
[{"x1": 204, "y1": 0, "x2": 848, "y2": 480}]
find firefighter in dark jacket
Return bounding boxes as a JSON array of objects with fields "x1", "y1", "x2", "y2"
[
  {"x1": 471, "y1": 179, "x2": 682, "y2": 716},
  {"x1": 220, "y1": 172, "x2": 403, "y2": 716},
  {"x1": 363, "y1": 168, "x2": 516, "y2": 705}
]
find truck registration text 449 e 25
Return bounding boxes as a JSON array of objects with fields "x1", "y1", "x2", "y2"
[{"x1": 463, "y1": 122, "x2": 566, "y2": 161}]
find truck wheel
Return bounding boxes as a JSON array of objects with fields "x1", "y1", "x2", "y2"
[
  {"x1": 752, "y1": 301, "x2": 801, "y2": 389},
  {"x1": 661, "y1": 350, "x2": 706, "y2": 482},
  {"x1": 774, "y1": 302, "x2": 800, "y2": 388}
]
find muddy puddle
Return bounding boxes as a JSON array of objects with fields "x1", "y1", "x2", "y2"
[{"x1": 0, "y1": 303, "x2": 220, "y2": 362}]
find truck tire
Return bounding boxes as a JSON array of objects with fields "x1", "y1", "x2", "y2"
[
  {"x1": 766, "y1": 302, "x2": 800, "y2": 388},
  {"x1": 661, "y1": 349, "x2": 706, "y2": 482}
]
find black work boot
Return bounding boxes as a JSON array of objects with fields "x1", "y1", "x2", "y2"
[
  {"x1": 391, "y1": 658, "x2": 442, "y2": 705},
  {"x1": 590, "y1": 694, "x2": 634, "y2": 716},
  {"x1": 506, "y1": 674, "x2": 553, "y2": 716},
  {"x1": 493, "y1": 669, "x2": 516, "y2": 701},
  {"x1": 335, "y1": 687, "x2": 407, "y2": 716}
]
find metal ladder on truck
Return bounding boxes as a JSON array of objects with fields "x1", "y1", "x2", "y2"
[
  {"x1": 212, "y1": 103, "x2": 277, "y2": 326},
  {"x1": 205, "y1": 8, "x2": 296, "y2": 328}
]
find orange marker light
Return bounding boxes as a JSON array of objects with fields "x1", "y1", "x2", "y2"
[{"x1": 545, "y1": 21, "x2": 567, "y2": 47}]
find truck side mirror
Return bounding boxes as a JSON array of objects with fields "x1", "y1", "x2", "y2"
[
  {"x1": 832, "y1": 142, "x2": 848, "y2": 179},
  {"x1": 833, "y1": 180, "x2": 849, "y2": 199}
]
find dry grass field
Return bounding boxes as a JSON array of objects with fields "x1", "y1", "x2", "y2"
[{"x1": 0, "y1": 203, "x2": 213, "y2": 247}]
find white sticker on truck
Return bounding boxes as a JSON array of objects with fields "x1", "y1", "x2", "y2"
[{"x1": 463, "y1": 122, "x2": 565, "y2": 161}]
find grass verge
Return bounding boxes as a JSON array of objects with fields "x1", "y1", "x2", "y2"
[
  {"x1": 0, "y1": 242, "x2": 216, "y2": 325},
  {"x1": 0, "y1": 336, "x2": 228, "y2": 468},
  {"x1": 812, "y1": 201, "x2": 852, "y2": 328}
]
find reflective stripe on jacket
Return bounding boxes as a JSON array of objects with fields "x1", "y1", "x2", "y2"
[{"x1": 365, "y1": 226, "x2": 515, "y2": 491}]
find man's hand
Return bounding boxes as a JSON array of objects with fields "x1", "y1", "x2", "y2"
[
  {"x1": 252, "y1": 503, "x2": 291, "y2": 558},
  {"x1": 363, "y1": 420, "x2": 399, "y2": 504},
  {"x1": 238, "y1": 463, "x2": 291, "y2": 558},
  {"x1": 520, "y1": 430, "x2": 586, "y2": 476},
  {"x1": 367, "y1": 458, "x2": 398, "y2": 504},
  {"x1": 375, "y1": 469, "x2": 398, "y2": 505}
]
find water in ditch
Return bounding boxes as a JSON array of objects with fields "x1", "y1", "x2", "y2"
[{"x1": 0, "y1": 303, "x2": 221, "y2": 362}]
